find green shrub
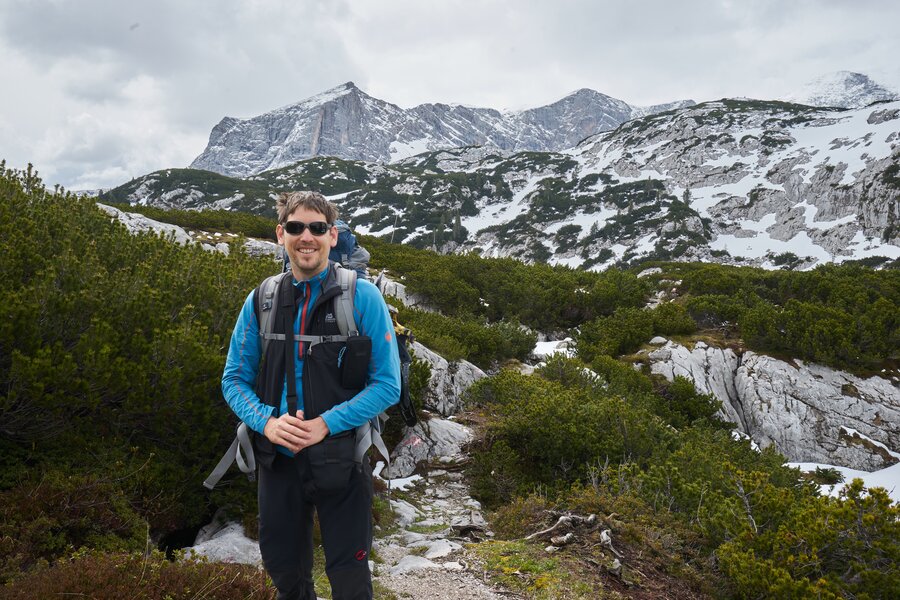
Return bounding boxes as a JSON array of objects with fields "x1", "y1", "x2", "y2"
[
  {"x1": 813, "y1": 466, "x2": 844, "y2": 485},
  {"x1": 119, "y1": 205, "x2": 278, "y2": 240},
  {"x1": 395, "y1": 305, "x2": 535, "y2": 369},
  {"x1": 466, "y1": 369, "x2": 670, "y2": 500},
  {"x1": 0, "y1": 470, "x2": 147, "y2": 583},
  {"x1": 650, "y1": 376, "x2": 725, "y2": 429},
  {"x1": 686, "y1": 293, "x2": 754, "y2": 329},
  {"x1": 491, "y1": 494, "x2": 553, "y2": 540},
  {"x1": 0, "y1": 164, "x2": 270, "y2": 564},
  {"x1": 576, "y1": 307, "x2": 654, "y2": 360},
  {"x1": 469, "y1": 439, "x2": 531, "y2": 507},
  {"x1": 718, "y1": 480, "x2": 900, "y2": 599},
  {"x1": 651, "y1": 302, "x2": 697, "y2": 335},
  {"x1": 0, "y1": 550, "x2": 273, "y2": 599},
  {"x1": 672, "y1": 262, "x2": 899, "y2": 369},
  {"x1": 589, "y1": 355, "x2": 654, "y2": 396}
]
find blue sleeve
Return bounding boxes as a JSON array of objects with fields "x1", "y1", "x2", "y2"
[
  {"x1": 221, "y1": 290, "x2": 275, "y2": 434},
  {"x1": 319, "y1": 279, "x2": 401, "y2": 435}
]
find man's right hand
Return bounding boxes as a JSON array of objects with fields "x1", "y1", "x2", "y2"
[{"x1": 263, "y1": 411, "x2": 306, "y2": 454}]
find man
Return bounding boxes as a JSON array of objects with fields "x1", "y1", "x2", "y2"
[{"x1": 222, "y1": 191, "x2": 401, "y2": 600}]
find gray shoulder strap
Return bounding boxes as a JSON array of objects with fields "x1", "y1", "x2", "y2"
[
  {"x1": 258, "y1": 272, "x2": 288, "y2": 357},
  {"x1": 334, "y1": 265, "x2": 358, "y2": 337},
  {"x1": 355, "y1": 419, "x2": 391, "y2": 465},
  {"x1": 203, "y1": 422, "x2": 256, "y2": 490}
]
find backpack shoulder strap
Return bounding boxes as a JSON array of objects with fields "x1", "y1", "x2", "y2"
[
  {"x1": 256, "y1": 272, "x2": 288, "y2": 358},
  {"x1": 334, "y1": 265, "x2": 358, "y2": 337}
]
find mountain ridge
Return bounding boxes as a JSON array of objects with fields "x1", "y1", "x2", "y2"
[{"x1": 189, "y1": 81, "x2": 695, "y2": 177}]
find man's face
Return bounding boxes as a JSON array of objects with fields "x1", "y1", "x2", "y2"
[{"x1": 276, "y1": 207, "x2": 337, "y2": 280}]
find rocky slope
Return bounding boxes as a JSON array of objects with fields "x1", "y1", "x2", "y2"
[
  {"x1": 645, "y1": 339, "x2": 900, "y2": 471},
  {"x1": 189, "y1": 82, "x2": 693, "y2": 177}
]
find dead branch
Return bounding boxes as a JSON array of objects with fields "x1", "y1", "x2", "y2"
[
  {"x1": 524, "y1": 515, "x2": 573, "y2": 541},
  {"x1": 600, "y1": 528, "x2": 624, "y2": 558}
]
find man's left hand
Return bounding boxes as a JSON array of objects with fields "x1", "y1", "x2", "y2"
[{"x1": 296, "y1": 416, "x2": 330, "y2": 449}]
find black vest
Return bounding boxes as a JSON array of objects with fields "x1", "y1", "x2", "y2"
[{"x1": 252, "y1": 265, "x2": 361, "y2": 469}]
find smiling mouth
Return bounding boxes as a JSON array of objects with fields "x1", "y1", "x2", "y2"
[{"x1": 295, "y1": 248, "x2": 318, "y2": 255}]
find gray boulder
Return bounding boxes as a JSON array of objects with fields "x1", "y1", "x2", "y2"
[
  {"x1": 388, "y1": 417, "x2": 473, "y2": 478},
  {"x1": 410, "y1": 341, "x2": 485, "y2": 417}
]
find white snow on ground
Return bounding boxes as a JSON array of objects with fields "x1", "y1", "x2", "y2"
[
  {"x1": 629, "y1": 139, "x2": 669, "y2": 162},
  {"x1": 402, "y1": 225, "x2": 429, "y2": 244},
  {"x1": 554, "y1": 255, "x2": 585, "y2": 268},
  {"x1": 702, "y1": 152, "x2": 747, "y2": 169},
  {"x1": 688, "y1": 177, "x2": 776, "y2": 217},
  {"x1": 731, "y1": 430, "x2": 761, "y2": 452},
  {"x1": 542, "y1": 206, "x2": 619, "y2": 237},
  {"x1": 835, "y1": 231, "x2": 900, "y2": 262},
  {"x1": 710, "y1": 230, "x2": 832, "y2": 263},
  {"x1": 632, "y1": 232, "x2": 658, "y2": 255},
  {"x1": 532, "y1": 338, "x2": 575, "y2": 359},
  {"x1": 739, "y1": 213, "x2": 777, "y2": 233},
  {"x1": 389, "y1": 139, "x2": 435, "y2": 163},
  {"x1": 788, "y1": 462, "x2": 900, "y2": 504},
  {"x1": 326, "y1": 189, "x2": 359, "y2": 202},
  {"x1": 374, "y1": 461, "x2": 423, "y2": 491},
  {"x1": 460, "y1": 175, "x2": 545, "y2": 233}
]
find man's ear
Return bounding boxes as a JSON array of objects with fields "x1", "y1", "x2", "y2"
[
  {"x1": 276, "y1": 223, "x2": 285, "y2": 245},
  {"x1": 329, "y1": 226, "x2": 338, "y2": 248}
]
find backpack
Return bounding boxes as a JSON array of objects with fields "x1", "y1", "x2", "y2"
[
  {"x1": 204, "y1": 264, "x2": 417, "y2": 490},
  {"x1": 333, "y1": 220, "x2": 371, "y2": 279},
  {"x1": 282, "y1": 219, "x2": 371, "y2": 279}
]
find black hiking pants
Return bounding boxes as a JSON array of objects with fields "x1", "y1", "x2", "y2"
[{"x1": 258, "y1": 451, "x2": 374, "y2": 600}]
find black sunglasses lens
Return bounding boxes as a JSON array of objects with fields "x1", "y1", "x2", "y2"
[
  {"x1": 308, "y1": 222, "x2": 329, "y2": 235},
  {"x1": 284, "y1": 221, "x2": 304, "y2": 235},
  {"x1": 284, "y1": 221, "x2": 330, "y2": 236}
]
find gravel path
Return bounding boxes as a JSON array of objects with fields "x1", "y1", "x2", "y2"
[{"x1": 373, "y1": 465, "x2": 508, "y2": 599}]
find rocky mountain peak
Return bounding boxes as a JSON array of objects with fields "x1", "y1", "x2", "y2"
[{"x1": 781, "y1": 71, "x2": 899, "y2": 109}]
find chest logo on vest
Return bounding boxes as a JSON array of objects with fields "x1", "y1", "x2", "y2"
[{"x1": 325, "y1": 312, "x2": 336, "y2": 324}]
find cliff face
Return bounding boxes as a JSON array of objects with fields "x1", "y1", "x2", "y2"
[{"x1": 647, "y1": 340, "x2": 900, "y2": 471}]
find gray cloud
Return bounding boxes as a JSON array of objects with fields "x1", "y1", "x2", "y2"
[{"x1": 0, "y1": 0, "x2": 897, "y2": 189}]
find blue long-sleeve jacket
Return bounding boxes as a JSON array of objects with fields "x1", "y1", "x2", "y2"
[{"x1": 221, "y1": 267, "x2": 401, "y2": 448}]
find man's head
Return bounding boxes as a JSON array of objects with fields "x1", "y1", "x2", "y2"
[
  {"x1": 276, "y1": 191, "x2": 338, "y2": 225},
  {"x1": 275, "y1": 191, "x2": 338, "y2": 280}
]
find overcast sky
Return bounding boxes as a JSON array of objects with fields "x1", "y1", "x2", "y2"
[{"x1": 1, "y1": 0, "x2": 898, "y2": 190}]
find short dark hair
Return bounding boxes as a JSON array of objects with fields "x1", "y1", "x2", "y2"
[{"x1": 276, "y1": 191, "x2": 338, "y2": 224}]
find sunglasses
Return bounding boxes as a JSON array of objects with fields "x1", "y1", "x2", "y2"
[{"x1": 282, "y1": 220, "x2": 332, "y2": 236}]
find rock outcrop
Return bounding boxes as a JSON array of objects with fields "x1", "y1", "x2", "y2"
[
  {"x1": 647, "y1": 340, "x2": 900, "y2": 471},
  {"x1": 97, "y1": 202, "x2": 282, "y2": 259},
  {"x1": 388, "y1": 417, "x2": 473, "y2": 479},
  {"x1": 409, "y1": 341, "x2": 485, "y2": 417}
]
